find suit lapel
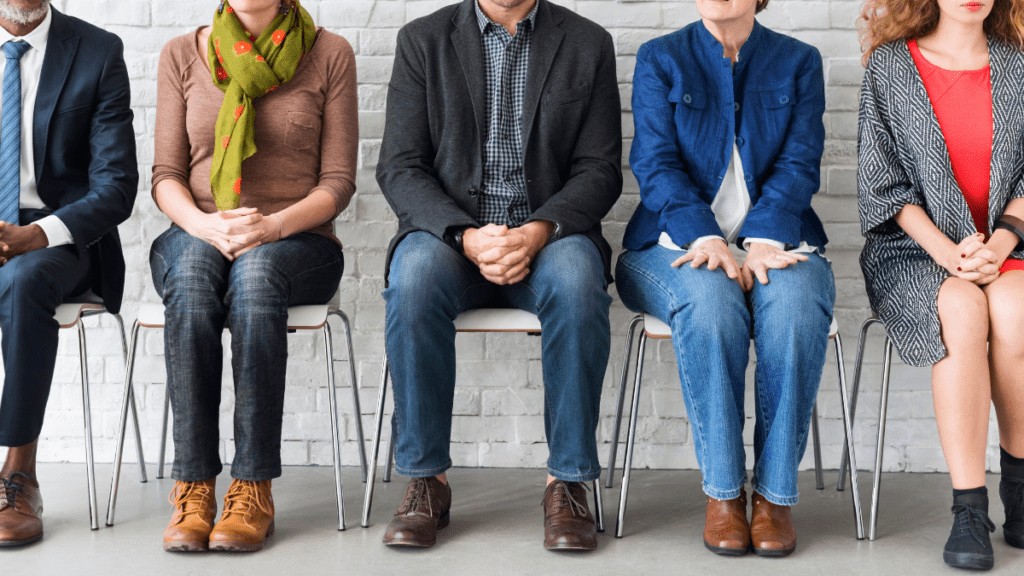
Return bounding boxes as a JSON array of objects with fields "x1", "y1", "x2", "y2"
[
  {"x1": 520, "y1": 2, "x2": 564, "y2": 156},
  {"x1": 450, "y1": 1, "x2": 487, "y2": 143},
  {"x1": 34, "y1": 9, "x2": 78, "y2": 185}
]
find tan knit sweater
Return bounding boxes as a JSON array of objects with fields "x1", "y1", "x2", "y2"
[{"x1": 152, "y1": 28, "x2": 358, "y2": 242}]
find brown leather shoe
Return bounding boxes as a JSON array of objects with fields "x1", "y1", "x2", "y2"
[
  {"x1": 0, "y1": 472, "x2": 43, "y2": 547},
  {"x1": 750, "y1": 492, "x2": 797, "y2": 557},
  {"x1": 542, "y1": 480, "x2": 597, "y2": 551},
  {"x1": 704, "y1": 488, "x2": 750, "y2": 556},
  {"x1": 163, "y1": 479, "x2": 217, "y2": 552},
  {"x1": 383, "y1": 477, "x2": 451, "y2": 548},
  {"x1": 208, "y1": 479, "x2": 274, "y2": 553}
]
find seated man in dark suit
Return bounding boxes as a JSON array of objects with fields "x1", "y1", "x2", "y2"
[
  {"x1": 377, "y1": 0, "x2": 621, "y2": 552},
  {"x1": 0, "y1": 0, "x2": 138, "y2": 546}
]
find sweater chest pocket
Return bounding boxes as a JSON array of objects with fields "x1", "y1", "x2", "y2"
[{"x1": 284, "y1": 111, "x2": 322, "y2": 151}]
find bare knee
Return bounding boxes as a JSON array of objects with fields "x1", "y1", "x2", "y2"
[
  {"x1": 937, "y1": 278, "x2": 988, "y2": 349},
  {"x1": 985, "y1": 272, "x2": 1024, "y2": 355}
]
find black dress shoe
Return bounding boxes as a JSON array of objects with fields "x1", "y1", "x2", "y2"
[
  {"x1": 943, "y1": 493, "x2": 996, "y2": 571},
  {"x1": 383, "y1": 477, "x2": 451, "y2": 548}
]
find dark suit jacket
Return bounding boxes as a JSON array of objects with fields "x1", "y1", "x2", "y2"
[
  {"x1": 33, "y1": 9, "x2": 138, "y2": 312},
  {"x1": 377, "y1": 0, "x2": 622, "y2": 282}
]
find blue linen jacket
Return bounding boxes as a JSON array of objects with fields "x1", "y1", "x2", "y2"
[{"x1": 622, "y1": 20, "x2": 828, "y2": 252}]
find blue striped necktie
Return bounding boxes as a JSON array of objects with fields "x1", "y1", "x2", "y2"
[{"x1": 0, "y1": 40, "x2": 30, "y2": 225}]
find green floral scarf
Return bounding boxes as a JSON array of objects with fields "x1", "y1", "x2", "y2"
[{"x1": 208, "y1": 0, "x2": 316, "y2": 210}]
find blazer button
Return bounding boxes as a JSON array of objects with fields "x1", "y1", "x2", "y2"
[
  {"x1": 683, "y1": 94, "x2": 692, "y2": 104},
  {"x1": 736, "y1": 137, "x2": 745, "y2": 147},
  {"x1": 779, "y1": 95, "x2": 790, "y2": 105},
  {"x1": 734, "y1": 103, "x2": 740, "y2": 112},
  {"x1": 468, "y1": 188, "x2": 480, "y2": 197}
]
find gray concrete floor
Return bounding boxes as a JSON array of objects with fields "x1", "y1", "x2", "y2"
[{"x1": 3, "y1": 465, "x2": 1023, "y2": 575}]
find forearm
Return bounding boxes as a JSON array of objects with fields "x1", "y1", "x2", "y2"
[
  {"x1": 153, "y1": 180, "x2": 207, "y2": 235},
  {"x1": 989, "y1": 198, "x2": 1024, "y2": 262},
  {"x1": 271, "y1": 189, "x2": 337, "y2": 238},
  {"x1": 894, "y1": 204, "x2": 958, "y2": 268}
]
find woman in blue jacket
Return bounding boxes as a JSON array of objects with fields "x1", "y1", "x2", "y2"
[{"x1": 616, "y1": 0, "x2": 831, "y2": 557}]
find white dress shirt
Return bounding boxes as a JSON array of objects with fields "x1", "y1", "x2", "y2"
[
  {"x1": 659, "y1": 142, "x2": 817, "y2": 255},
  {"x1": 0, "y1": 8, "x2": 73, "y2": 247}
]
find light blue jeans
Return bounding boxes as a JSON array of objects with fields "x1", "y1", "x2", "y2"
[{"x1": 616, "y1": 244, "x2": 835, "y2": 505}]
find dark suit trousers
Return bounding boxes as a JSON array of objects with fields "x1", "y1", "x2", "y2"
[{"x1": 0, "y1": 209, "x2": 91, "y2": 446}]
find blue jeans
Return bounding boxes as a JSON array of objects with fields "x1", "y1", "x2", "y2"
[
  {"x1": 616, "y1": 245, "x2": 835, "y2": 505},
  {"x1": 384, "y1": 231, "x2": 611, "y2": 482},
  {"x1": 150, "y1": 225, "x2": 343, "y2": 481}
]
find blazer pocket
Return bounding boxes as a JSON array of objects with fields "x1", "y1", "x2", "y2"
[
  {"x1": 760, "y1": 87, "x2": 795, "y2": 109},
  {"x1": 284, "y1": 111, "x2": 321, "y2": 151},
  {"x1": 546, "y1": 83, "x2": 591, "y2": 105},
  {"x1": 668, "y1": 86, "x2": 707, "y2": 109}
]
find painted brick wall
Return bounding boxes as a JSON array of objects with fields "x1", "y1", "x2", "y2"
[{"x1": 20, "y1": 0, "x2": 1000, "y2": 474}]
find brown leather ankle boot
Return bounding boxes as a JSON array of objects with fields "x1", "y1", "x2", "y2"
[
  {"x1": 163, "y1": 478, "x2": 217, "y2": 552},
  {"x1": 208, "y1": 479, "x2": 274, "y2": 552},
  {"x1": 750, "y1": 492, "x2": 797, "y2": 557},
  {"x1": 703, "y1": 488, "x2": 750, "y2": 556}
]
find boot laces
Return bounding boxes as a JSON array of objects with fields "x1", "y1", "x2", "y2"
[
  {"x1": 167, "y1": 481, "x2": 214, "y2": 520},
  {"x1": 221, "y1": 480, "x2": 272, "y2": 528},
  {"x1": 549, "y1": 481, "x2": 589, "y2": 518},
  {"x1": 951, "y1": 504, "x2": 996, "y2": 547},
  {"x1": 399, "y1": 478, "x2": 434, "y2": 517}
]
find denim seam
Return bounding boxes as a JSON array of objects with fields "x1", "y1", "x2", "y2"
[
  {"x1": 547, "y1": 465, "x2": 601, "y2": 483},
  {"x1": 751, "y1": 483, "x2": 799, "y2": 506},
  {"x1": 395, "y1": 460, "x2": 452, "y2": 477}
]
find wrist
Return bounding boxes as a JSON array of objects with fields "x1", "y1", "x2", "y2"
[
  {"x1": 523, "y1": 220, "x2": 555, "y2": 247},
  {"x1": 988, "y1": 229, "x2": 1017, "y2": 263},
  {"x1": 26, "y1": 224, "x2": 48, "y2": 251},
  {"x1": 270, "y1": 213, "x2": 285, "y2": 241}
]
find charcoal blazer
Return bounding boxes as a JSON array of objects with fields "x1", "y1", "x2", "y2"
[
  {"x1": 376, "y1": 0, "x2": 623, "y2": 282},
  {"x1": 33, "y1": 9, "x2": 138, "y2": 312}
]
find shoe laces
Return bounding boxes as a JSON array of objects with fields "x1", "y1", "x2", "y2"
[
  {"x1": 0, "y1": 472, "x2": 32, "y2": 509},
  {"x1": 547, "y1": 481, "x2": 590, "y2": 518},
  {"x1": 220, "y1": 480, "x2": 272, "y2": 528},
  {"x1": 951, "y1": 504, "x2": 996, "y2": 547},
  {"x1": 167, "y1": 481, "x2": 214, "y2": 520},
  {"x1": 399, "y1": 478, "x2": 434, "y2": 517}
]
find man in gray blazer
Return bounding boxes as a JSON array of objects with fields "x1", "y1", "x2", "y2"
[{"x1": 377, "y1": 0, "x2": 621, "y2": 551}]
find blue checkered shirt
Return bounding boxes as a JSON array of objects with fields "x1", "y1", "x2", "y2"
[{"x1": 475, "y1": 1, "x2": 537, "y2": 226}]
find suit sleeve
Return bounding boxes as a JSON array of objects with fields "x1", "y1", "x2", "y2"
[
  {"x1": 51, "y1": 36, "x2": 139, "y2": 247},
  {"x1": 738, "y1": 47, "x2": 825, "y2": 247},
  {"x1": 376, "y1": 26, "x2": 479, "y2": 242},
  {"x1": 526, "y1": 32, "x2": 623, "y2": 239}
]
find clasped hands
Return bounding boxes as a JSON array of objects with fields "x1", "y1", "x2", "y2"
[
  {"x1": 671, "y1": 238, "x2": 808, "y2": 292},
  {"x1": 186, "y1": 207, "x2": 283, "y2": 261},
  {"x1": 0, "y1": 222, "x2": 49, "y2": 265},
  {"x1": 461, "y1": 221, "x2": 553, "y2": 285},
  {"x1": 942, "y1": 232, "x2": 1003, "y2": 286}
]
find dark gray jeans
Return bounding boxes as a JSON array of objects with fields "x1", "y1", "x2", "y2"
[{"x1": 151, "y1": 225, "x2": 343, "y2": 481}]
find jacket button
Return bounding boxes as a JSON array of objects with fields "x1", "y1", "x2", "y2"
[
  {"x1": 683, "y1": 94, "x2": 692, "y2": 104},
  {"x1": 779, "y1": 95, "x2": 790, "y2": 104},
  {"x1": 468, "y1": 188, "x2": 480, "y2": 197},
  {"x1": 734, "y1": 103, "x2": 740, "y2": 112},
  {"x1": 736, "y1": 137, "x2": 745, "y2": 147}
]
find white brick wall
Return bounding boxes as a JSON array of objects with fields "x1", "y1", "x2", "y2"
[{"x1": 17, "y1": 0, "x2": 994, "y2": 474}]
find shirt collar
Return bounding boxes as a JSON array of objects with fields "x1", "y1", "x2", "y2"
[
  {"x1": 0, "y1": 7, "x2": 52, "y2": 52},
  {"x1": 475, "y1": 0, "x2": 539, "y2": 34}
]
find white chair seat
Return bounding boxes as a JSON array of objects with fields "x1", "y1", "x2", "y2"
[
  {"x1": 454, "y1": 308, "x2": 541, "y2": 333},
  {"x1": 54, "y1": 303, "x2": 105, "y2": 329},
  {"x1": 135, "y1": 302, "x2": 335, "y2": 330},
  {"x1": 641, "y1": 314, "x2": 839, "y2": 340}
]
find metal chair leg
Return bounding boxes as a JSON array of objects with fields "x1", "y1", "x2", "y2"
[
  {"x1": 112, "y1": 313, "x2": 147, "y2": 484},
  {"x1": 334, "y1": 311, "x2": 368, "y2": 483},
  {"x1": 812, "y1": 402, "x2": 824, "y2": 490},
  {"x1": 323, "y1": 324, "x2": 346, "y2": 531},
  {"x1": 606, "y1": 315, "x2": 642, "y2": 489},
  {"x1": 592, "y1": 479, "x2": 605, "y2": 532},
  {"x1": 384, "y1": 436, "x2": 395, "y2": 483},
  {"x1": 157, "y1": 380, "x2": 170, "y2": 479},
  {"x1": 839, "y1": 317, "x2": 880, "y2": 491},
  {"x1": 615, "y1": 333, "x2": 647, "y2": 538},
  {"x1": 869, "y1": 337, "x2": 894, "y2": 541},
  {"x1": 105, "y1": 321, "x2": 142, "y2": 526},
  {"x1": 361, "y1": 352, "x2": 390, "y2": 527},
  {"x1": 77, "y1": 321, "x2": 99, "y2": 530},
  {"x1": 834, "y1": 333, "x2": 865, "y2": 539}
]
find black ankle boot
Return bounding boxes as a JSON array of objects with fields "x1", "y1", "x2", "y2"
[
  {"x1": 943, "y1": 492, "x2": 996, "y2": 571},
  {"x1": 1000, "y1": 477, "x2": 1024, "y2": 549}
]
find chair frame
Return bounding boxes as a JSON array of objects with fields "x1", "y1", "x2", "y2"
[
  {"x1": 605, "y1": 314, "x2": 865, "y2": 540},
  {"x1": 360, "y1": 309, "x2": 606, "y2": 533},
  {"x1": 54, "y1": 303, "x2": 147, "y2": 530},
  {"x1": 104, "y1": 304, "x2": 368, "y2": 531}
]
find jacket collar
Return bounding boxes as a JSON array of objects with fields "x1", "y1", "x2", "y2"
[
  {"x1": 34, "y1": 7, "x2": 79, "y2": 185},
  {"x1": 696, "y1": 18, "x2": 765, "y2": 66}
]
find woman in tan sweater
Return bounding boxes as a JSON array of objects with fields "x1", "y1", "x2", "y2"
[{"x1": 149, "y1": 0, "x2": 357, "y2": 553}]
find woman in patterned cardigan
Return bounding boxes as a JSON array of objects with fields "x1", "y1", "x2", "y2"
[{"x1": 858, "y1": 0, "x2": 1024, "y2": 569}]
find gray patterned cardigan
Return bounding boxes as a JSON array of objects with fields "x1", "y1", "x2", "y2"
[{"x1": 858, "y1": 39, "x2": 1024, "y2": 367}]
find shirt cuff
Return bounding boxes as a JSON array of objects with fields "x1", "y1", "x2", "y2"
[
  {"x1": 33, "y1": 215, "x2": 74, "y2": 247},
  {"x1": 689, "y1": 235, "x2": 726, "y2": 250},
  {"x1": 743, "y1": 238, "x2": 786, "y2": 251}
]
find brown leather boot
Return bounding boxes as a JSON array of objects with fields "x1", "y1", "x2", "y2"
[
  {"x1": 542, "y1": 480, "x2": 597, "y2": 551},
  {"x1": 208, "y1": 479, "x2": 275, "y2": 552},
  {"x1": 163, "y1": 479, "x2": 217, "y2": 552},
  {"x1": 383, "y1": 477, "x2": 452, "y2": 548},
  {"x1": 0, "y1": 472, "x2": 43, "y2": 547},
  {"x1": 750, "y1": 492, "x2": 797, "y2": 557},
  {"x1": 703, "y1": 488, "x2": 750, "y2": 556}
]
